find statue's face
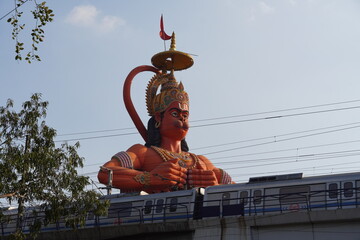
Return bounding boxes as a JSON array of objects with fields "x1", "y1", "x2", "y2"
[{"x1": 157, "y1": 101, "x2": 189, "y2": 141}]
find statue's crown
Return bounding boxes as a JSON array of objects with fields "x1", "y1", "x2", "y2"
[{"x1": 146, "y1": 70, "x2": 189, "y2": 116}]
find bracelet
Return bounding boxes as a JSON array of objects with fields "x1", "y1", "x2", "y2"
[
  {"x1": 219, "y1": 168, "x2": 232, "y2": 184},
  {"x1": 100, "y1": 166, "x2": 111, "y2": 172},
  {"x1": 134, "y1": 172, "x2": 151, "y2": 187}
]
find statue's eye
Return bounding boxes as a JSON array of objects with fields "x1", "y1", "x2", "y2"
[{"x1": 171, "y1": 111, "x2": 179, "y2": 117}]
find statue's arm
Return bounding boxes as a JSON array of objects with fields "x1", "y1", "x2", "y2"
[
  {"x1": 192, "y1": 155, "x2": 235, "y2": 185},
  {"x1": 97, "y1": 144, "x2": 187, "y2": 192},
  {"x1": 97, "y1": 145, "x2": 148, "y2": 192},
  {"x1": 98, "y1": 165, "x2": 151, "y2": 192}
]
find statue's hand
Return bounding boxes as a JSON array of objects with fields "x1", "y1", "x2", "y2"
[
  {"x1": 150, "y1": 159, "x2": 188, "y2": 191},
  {"x1": 187, "y1": 169, "x2": 218, "y2": 187}
]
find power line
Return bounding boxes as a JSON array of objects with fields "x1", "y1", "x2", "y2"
[
  {"x1": 193, "y1": 121, "x2": 360, "y2": 151},
  {"x1": 79, "y1": 122, "x2": 360, "y2": 169},
  {"x1": 191, "y1": 99, "x2": 360, "y2": 123},
  {"x1": 55, "y1": 99, "x2": 360, "y2": 137},
  {"x1": 0, "y1": 0, "x2": 29, "y2": 21},
  {"x1": 223, "y1": 150, "x2": 360, "y2": 170},
  {"x1": 81, "y1": 138, "x2": 360, "y2": 170},
  {"x1": 55, "y1": 105, "x2": 360, "y2": 142},
  {"x1": 202, "y1": 124, "x2": 360, "y2": 155},
  {"x1": 57, "y1": 127, "x2": 135, "y2": 137},
  {"x1": 80, "y1": 149, "x2": 360, "y2": 178},
  {"x1": 218, "y1": 149, "x2": 360, "y2": 166},
  {"x1": 210, "y1": 138, "x2": 360, "y2": 160},
  {"x1": 54, "y1": 132, "x2": 138, "y2": 142},
  {"x1": 232, "y1": 163, "x2": 360, "y2": 182},
  {"x1": 191, "y1": 105, "x2": 360, "y2": 129}
]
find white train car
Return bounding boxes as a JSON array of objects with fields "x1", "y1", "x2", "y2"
[
  {"x1": 202, "y1": 172, "x2": 360, "y2": 218},
  {"x1": 1, "y1": 207, "x2": 18, "y2": 236},
  {"x1": 86, "y1": 188, "x2": 202, "y2": 228},
  {"x1": 1, "y1": 188, "x2": 202, "y2": 236}
]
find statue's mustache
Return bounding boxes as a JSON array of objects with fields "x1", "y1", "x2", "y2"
[{"x1": 174, "y1": 120, "x2": 189, "y2": 130}]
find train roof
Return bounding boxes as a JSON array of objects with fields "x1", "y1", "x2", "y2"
[
  {"x1": 101, "y1": 188, "x2": 202, "y2": 203},
  {"x1": 205, "y1": 171, "x2": 360, "y2": 193}
]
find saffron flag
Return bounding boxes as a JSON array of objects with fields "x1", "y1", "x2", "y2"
[{"x1": 159, "y1": 15, "x2": 172, "y2": 40}]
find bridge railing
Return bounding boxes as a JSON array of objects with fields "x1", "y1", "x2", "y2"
[{"x1": 1, "y1": 186, "x2": 359, "y2": 235}]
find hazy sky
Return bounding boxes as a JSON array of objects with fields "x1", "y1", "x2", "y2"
[{"x1": 1, "y1": 0, "x2": 360, "y2": 196}]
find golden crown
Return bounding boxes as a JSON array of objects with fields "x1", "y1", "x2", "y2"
[{"x1": 146, "y1": 70, "x2": 189, "y2": 116}]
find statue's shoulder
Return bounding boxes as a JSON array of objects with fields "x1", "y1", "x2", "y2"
[
  {"x1": 125, "y1": 144, "x2": 152, "y2": 166},
  {"x1": 126, "y1": 144, "x2": 149, "y2": 154}
]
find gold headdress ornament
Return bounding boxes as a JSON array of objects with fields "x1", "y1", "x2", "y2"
[
  {"x1": 146, "y1": 70, "x2": 189, "y2": 116},
  {"x1": 146, "y1": 33, "x2": 193, "y2": 116}
]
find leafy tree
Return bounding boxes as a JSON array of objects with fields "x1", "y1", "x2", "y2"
[
  {"x1": 0, "y1": 94, "x2": 109, "y2": 240},
  {"x1": 6, "y1": 0, "x2": 54, "y2": 63}
]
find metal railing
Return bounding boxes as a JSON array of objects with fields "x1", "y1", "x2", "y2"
[{"x1": 1, "y1": 187, "x2": 359, "y2": 235}]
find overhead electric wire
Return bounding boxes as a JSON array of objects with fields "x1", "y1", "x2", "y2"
[
  {"x1": 55, "y1": 104, "x2": 360, "y2": 142},
  {"x1": 223, "y1": 150, "x2": 360, "y2": 170},
  {"x1": 230, "y1": 163, "x2": 360, "y2": 182},
  {"x1": 193, "y1": 121, "x2": 360, "y2": 151},
  {"x1": 0, "y1": 0, "x2": 29, "y2": 21},
  {"x1": 80, "y1": 149, "x2": 360, "y2": 178},
  {"x1": 81, "y1": 139, "x2": 360, "y2": 171},
  {"x1": 61, "y1": 99, "x2": 360, "y2": 182},
  {"x1": 57, "y1": 127, "x2": 135, "y2": 137},
  {"x1": 209, "y1": 139, "x2": 360, "y2": 160},
  {"x1": 191, "y1": 105, "x2": 360, "y2": 129},
  {"x1": 232, "y1": 163, "x2": 360, "y2": 182},
  {"x1": 80, "y1": 122, "x2": 360, "y2": 169},
  {"x1": 190, "y1": 99, "x2": 360, "y2": 123},
  {"x1": 54, "y1": 131, "x2": 138, "y2": 142},
  {"x1": 217, "y1": 148, "x2": 360, "y2": 166},
  {"x1": 55, "y1": 100, "x2": 360, "y2": 142},
  {"x1": 202, "y1": 124, "x2": 360, "y2": 155}
]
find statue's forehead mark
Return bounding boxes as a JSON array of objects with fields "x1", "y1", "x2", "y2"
[{"x1": 178, "y1": 102, "x2": 189, "y2": 111}]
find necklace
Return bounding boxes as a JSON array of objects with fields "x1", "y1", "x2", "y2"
[{"x1": 150, "y1": 146, "x2": 199, "y2": 169}]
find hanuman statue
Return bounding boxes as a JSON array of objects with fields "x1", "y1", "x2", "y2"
[{"x1": 98, "y1": 24, "x2": 233, "y2": 193}]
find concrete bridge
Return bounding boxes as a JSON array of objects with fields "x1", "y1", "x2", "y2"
[{"x1": 33, "y1": 207, "x2": 360, "y2": 240}]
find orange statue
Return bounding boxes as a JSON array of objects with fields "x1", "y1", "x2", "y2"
[{"x1": 98, "y1": 26, "x2": 233, "y2": 193}]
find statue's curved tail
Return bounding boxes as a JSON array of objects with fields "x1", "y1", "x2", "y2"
[{"x1": 123, "y1": 65, "x2": 161, "y2": 142}]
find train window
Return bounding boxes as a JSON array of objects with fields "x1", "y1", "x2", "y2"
[
  {"x1": 279, "y1": 185, "x2": 310, "y2": 204},
  {"x1": 222, "y1": 193, "x2": 231, "y2": 206},
  {"x1": 155, "y1": 199, "x2": 164, "y2": 213},
  {"x1": 169, "y1": 198, "x2": 178, "y2": 212},
  {"x1": 253, "y1": 190, "x2": 262, "y2": 205},
  {"x1": 108, "y1": 202, "x2": 132, "y2": 218},
  {"x1": 344, "y1": 182, "x2": 354, "y2": 198},
  {"x1": 328, "y1": 183, "x2": 338, "y2": 199},
  {"x1": 240, "y1": 191, "x2": 249, "y2": 205},
  {"x1": 87, "y1": 211, "x2": 94, "y2": 220},
  {"x1": 144, "y1": 200, "x2": 153, "y2": 215}
]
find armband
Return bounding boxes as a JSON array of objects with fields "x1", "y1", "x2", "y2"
[
  {"x1": 100, "y1": 166, "x2": 111, "y2": 172},
  {"x1": 112, "y1": 151, "x2": 134, "y2": 169},
  {"x1": 134, "y1": 172, "x2": 151, "y2": 187},
  {"x1": 219, "y1": 168, "x2": 232, "y2": 184}
]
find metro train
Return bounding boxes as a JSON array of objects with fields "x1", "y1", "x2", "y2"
[{"x1": 2, "y1": 171, "x2": 360, "y2": 236}]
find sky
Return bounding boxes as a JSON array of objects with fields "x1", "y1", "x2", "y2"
[{"x1": 1, "y1": 0, "x2": 360, "y2": 197}]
